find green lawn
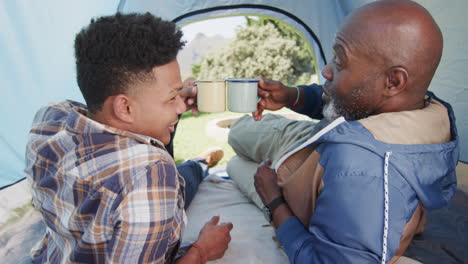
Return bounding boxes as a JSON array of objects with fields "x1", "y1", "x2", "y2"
[
  {"x1": 173, "y1": 109, "x2": 294, "y2": 167},
  {"x1": 173, "y1": 111, "x2": 241, "y2": 166}
]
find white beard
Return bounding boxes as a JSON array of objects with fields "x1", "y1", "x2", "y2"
[{"x1": 323, "y1": 99, "x2": 341, "y2": 120}]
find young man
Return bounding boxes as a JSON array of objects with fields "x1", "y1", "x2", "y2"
[
  {"x1": 228, "y1": 0, "x2": 459, "y2": 263},
  {"x1": 25, "y1": 13, "x2": 232, "y2": 263}
]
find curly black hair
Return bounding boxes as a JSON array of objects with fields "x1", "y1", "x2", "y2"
[{"x1": 74, "y1": 13, "x2": 185, "y2": 113}]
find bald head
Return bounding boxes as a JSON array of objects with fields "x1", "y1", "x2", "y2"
[
  {"x1": 342, "y1": 0, "x2": 443, "y2": 102},
  {"x1": 321, "y1": 0, "x2": 445, "y2": 120}
]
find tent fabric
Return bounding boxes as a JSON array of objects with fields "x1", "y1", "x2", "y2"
[
  {"x1": 0, "y1": 0, "x2": 120, "y2": 188},
  {"x1": 0, "y1": 0, "x2": 467, "y2": 186}
]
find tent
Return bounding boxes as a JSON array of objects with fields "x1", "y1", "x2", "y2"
[
  {"x1": 0, "y1": 0, "x2": 467, "y2": 263},
  {"x1": 1, "y1": 0, "x2": 467, "y2": 189}
]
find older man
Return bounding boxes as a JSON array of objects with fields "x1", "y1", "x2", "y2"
[
  {"x1": 25, "y1": 13, "x2": 231, "y2": 263},
  {"x1": 228, "y1": 0, "x2": 459, "y2": 263}
]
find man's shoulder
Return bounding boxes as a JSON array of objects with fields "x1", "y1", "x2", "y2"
[
  {"x1": 80, "y1": 134, "x2": 174, "y2": 178},
  {"x1": 32, "y1": 100, "x2": 84, "y2": 122},
  {"x1": 316, "y1": 120, "x2": 378, "y2": 156},
  {"x1": 39, "y1": 129, "x2": 175, "y2": 197},
  {"x1": 315, "y1": 122, "x2": 385, "y2": 180},
  {"x1": 86, "y1": 134, "x2": 171, "y2": 162}
]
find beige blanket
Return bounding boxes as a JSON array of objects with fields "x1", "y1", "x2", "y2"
[
  {"x1": 183, "y1": 174, "x2": 289, "y2": 263},
  {"x1": 2, "y1": 170, "x2": 448, "y2": 263}
]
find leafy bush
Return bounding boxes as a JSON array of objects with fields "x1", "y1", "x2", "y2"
[{"x1": 193, "y1": 17, "x2": 315, "y2": 85}]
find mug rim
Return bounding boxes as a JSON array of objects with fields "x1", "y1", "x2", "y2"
[
  {"x1": 225, "y1": 78, "x2": 259, "y2": 83},
  {"x1": 196, "y1": 80, "x2": 225, "y2": 83}
]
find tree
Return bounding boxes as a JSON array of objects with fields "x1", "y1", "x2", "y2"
[
  {"x1": 193, "y1": 18, "x2": 315, "y2": 85},
  {"x1": 246, "y1": 16, "x2": 315, "y2": 77}
]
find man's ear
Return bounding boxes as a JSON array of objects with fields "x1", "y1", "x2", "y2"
[
  {"x1": 112, "y1": 94, "x2": 133, "y2": 123},
  {"x1": 384, "y1": 66, "x2": 408, "y2": 97}
]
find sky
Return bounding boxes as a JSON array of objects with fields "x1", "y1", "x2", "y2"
[{"x1": 180, "y1": 16, "x2": 247, "y2": 44}]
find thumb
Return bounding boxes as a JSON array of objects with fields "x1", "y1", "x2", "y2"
[
  {"x1": 208, "y1": 215, "x2": 220, "y2": 226},
  {"x1": 260, "y1": 160, "x2": 272, "y2": 167},
  {"x1": 183, "y1": 77, "x2": 196, "y2": 86},
  {"x1": 179, "y1": 86, "x2": 196, "y2": 98},
  {"x1": 258, "y1": 77, "x2": 266, "y2": 89},
  {"x1": 192, "y1": 85, "x2": 198, "y2": 96},
  {"x1": 253, "y1": 107, "x2": 264, "y2": 121},
  {"x1": 221, "y1": 222, "x2": 234, "y2": 231}
]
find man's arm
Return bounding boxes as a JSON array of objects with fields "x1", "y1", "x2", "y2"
[
  {"x1": 290, "y1": 84, "x2": 324, "y2": 119},
  {"x1": 177, "y1": 216, "x2": 233, "y2": 263},
  {"x1": 254, "y1": 160, "x2": 295, "y2": 229},
  {"x1": 255, "y1": 159, "x2": 406, "y2": 263},
  {"x1": 254, "y1": 78, "x2": 324, "y2": 120},
  {"x1": 274, "y1": 175, "x2": 399, "y2": 264}
]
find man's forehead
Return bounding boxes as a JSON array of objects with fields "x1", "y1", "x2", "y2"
[
  {"x1": 333, "y1": 25, "x2": 372, "y2": 60},
  {"x1": 163, "y1": 81, "x2": 182, "y2": 95},
  {"x1": 151, "y1": 67, "x2": 183, "y2": 92},
  {"x1": 167, "y1": 80, "x2": 183, "y2": 97}
]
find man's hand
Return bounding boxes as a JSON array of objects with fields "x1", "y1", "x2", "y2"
[
  {"x1": 255, "y1": 160, "x2": 294, "y2": 229},
  {"x1": 254, "y1": 160, "x2": 282, "y2": 205},
  {"x1": 180, "y1": 77, "x2": 198, "y2": 115},
  {"x1": 253, "y1": 78, "x2": 292, "y2": 121},
  {"x1": 196, "y1": 216, "x2": 233, "y2": 261}
]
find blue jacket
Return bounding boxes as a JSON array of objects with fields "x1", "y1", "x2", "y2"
[{"x1": 276, "y1": 84, "x2": 459, "y2": 263}]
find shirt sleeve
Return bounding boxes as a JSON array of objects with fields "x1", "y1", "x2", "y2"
[
  {"x1": 288, "y1": 83, "x2": 324, "y2": 119},
  {"x1": 108, "y1": 160, "x2": 183, "y2": 264}
]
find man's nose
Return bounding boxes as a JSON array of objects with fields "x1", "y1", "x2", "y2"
[{"x1": 321, "y1": 63, "x2": 333, "y2": 81}]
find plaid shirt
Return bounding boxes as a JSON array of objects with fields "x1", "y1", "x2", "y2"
[{"x1": 25, "y1": 100, "x2": 187, "y2": 263}]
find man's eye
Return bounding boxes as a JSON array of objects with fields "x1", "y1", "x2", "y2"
[
  {"x1": 333, "y1": 56, "x2": 342, "y2": 67},
  {"x1": 333, "y1": 55, "x2": 339, "y2": 63}
]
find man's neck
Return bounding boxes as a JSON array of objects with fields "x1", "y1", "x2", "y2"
[
  {"x1": 87, "y1": 111, "x2": 105, "y2": 124},
  {"x1": 374, "y1": 95, "x2": 428, "y2": 117},
  {"x1": 88, "y1": 110, "x2": 119, "y2": 129}
]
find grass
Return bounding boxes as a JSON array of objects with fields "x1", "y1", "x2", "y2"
[
  {"x1": 173, "y1": 108, "x2": 295, "y2": 167},
  {"x1": 173, "y1": 111, "x2": 242, "y2": 166}
]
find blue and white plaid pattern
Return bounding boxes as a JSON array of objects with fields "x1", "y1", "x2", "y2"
[{"x1": 25, "y1": 100, "x2": 186, "y2": 263}]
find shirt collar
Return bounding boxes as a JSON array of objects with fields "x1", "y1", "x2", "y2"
[{"x1": 65, "y1": 100, "x2": 166, "y2": 149}]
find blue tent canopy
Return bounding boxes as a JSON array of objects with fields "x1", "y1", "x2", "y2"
[{"x1": 1, "y1": 0, "x2": 467, "y2": 188}]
